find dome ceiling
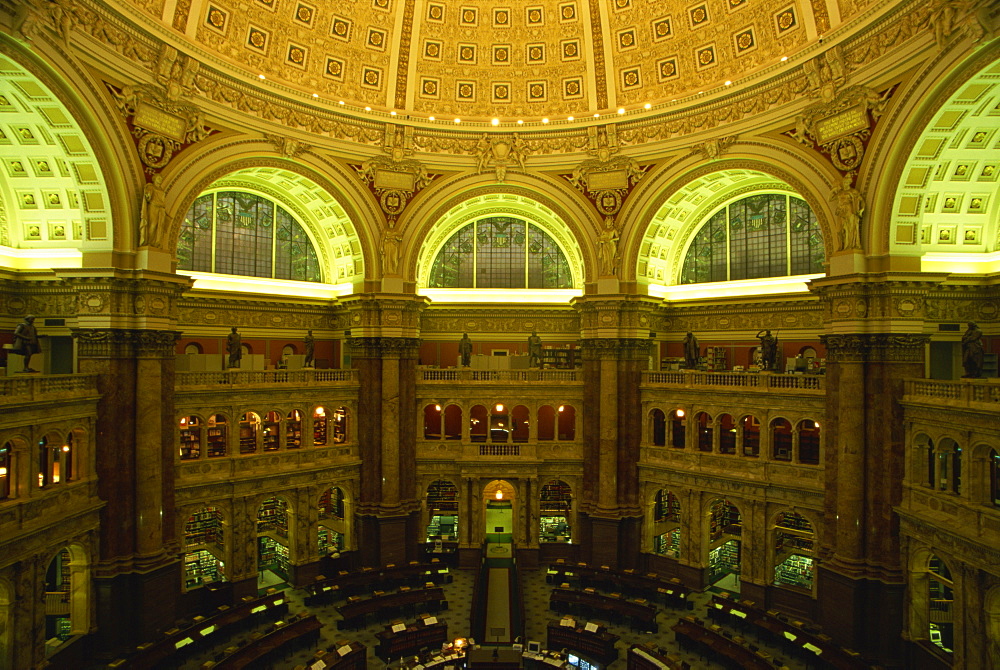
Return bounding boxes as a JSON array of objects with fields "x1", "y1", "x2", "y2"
[{"x1": 129, "y1": 0, "x2": 863, "y2": 121}]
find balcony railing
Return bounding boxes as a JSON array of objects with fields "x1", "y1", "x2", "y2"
[
  {"x1": 0, "y1": 374, "x2": 99, "y2": 402},
  {"x1": 419, "y1": 368, "x2": 581, "y2": 383},
  {"x1": 176, "y1": 369, "x2": 358, "y2": 388},
  {"x1": 904, "y1": 378, "x2": 1000, "y2": 407},
  {"x1": 642, "y1": 370, "x2": 825, "y2": 392}
]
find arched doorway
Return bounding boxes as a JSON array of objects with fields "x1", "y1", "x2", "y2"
[
  {"x1": 256, "y1": 496, "x2": 291, "y2": 588},
  {"x1": 484, "y1": 480, "x2": 516, "y2": 562},
  {"x1": 426, "y1": 480, "x2": 459, "y2": 542},
  {"x1": 43, "y1": 545, "x2": 89, "y2": 655},
  {"x1": 707, "y1": 498, "x2": 743, "y2": 591},
  {"x1": 318, "y1": 486, "x2": 347, "y2": 556},
  {"x1": 183, "y1": 507, "x2": 226, "y2": 589},
  {"x1": 539, "y1": 480, "x2": 572, "y2": 543},
  {"x1": 773, "y1": 511, "x2": 815, "y2": 592}
]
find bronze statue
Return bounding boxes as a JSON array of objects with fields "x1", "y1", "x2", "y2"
[
  {"x1": 12, "y1": 314, "x2": 41, "y2": 372},
  {"x1": 683, "y1": 332, "x2": 699, "y2": 369},
  {"x1": 459, "y1": 333, "x2": 472, "y2": 367},
  {"x1": 226, "y1": 326, "x2": 242, "y2": 368},
  {"x1": 527, "y1": 331, "x2": 543, "y2": 368},
  {"x1": 756, "y1": 330, "x2": 778, "y2": 371},
  {"x1": 304, "y1": 330, "x2": 315, "y2": 368},
  {"x1": 961, "y1": 321, "x2": 984, "y2": 378}
]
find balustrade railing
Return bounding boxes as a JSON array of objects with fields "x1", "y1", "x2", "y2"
[
  {"x1": 904, "y1": 378, "x2": 1000, "y2": 407},
  {"x1": 176, "y1": 368, "x2": 357, "y2": 388},
  {"x1": 642, "y1": 370, "x2": 824, "y2": 391},
  {"x1": 479, "y1": 444, "x2": 521, "y2": 457},
  {"x1": 0, "y1": 374, "x2": 99, "y2": 401},
  {"x1": 418, "y1": 368, "x2": 580, "y2": 383}
]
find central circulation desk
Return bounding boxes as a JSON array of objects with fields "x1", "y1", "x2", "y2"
[
  {"x1": 549, "y1": 586, "x2": 657, "y2": 632},
  {"x1": 547, "y1": 619, "x2": 620, "y2": 666},
  {"x1": 337, "y1": 586, "x2": 446, "y2": 629}
]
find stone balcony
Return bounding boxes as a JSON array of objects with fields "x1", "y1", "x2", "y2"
[
  {"x1": 416, "y1": 440, "x2": 583, "y2": 463},
  {"x1": 418, "y1": 368, "x2": 582, "y2": 383},
  {"x1": 903, "y1": 378, "x2": 1000, "y2": 410},
  {"x1": 175, "y1": 368, "x2": 358, "y2": 389},
  {"x1": 641, "y1": 370, "x2": 825, "y2": 393},
  {"x1": 0, "y1": 374, "x2": 100, "y2": 404}
]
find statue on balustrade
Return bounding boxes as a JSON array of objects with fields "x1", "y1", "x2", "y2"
[
  {"x1": 756, "y1": 329, "x2": 778, "y2": 371},
  {"x1": 227, "y1": 326, "x2": 242, "y2": 368},
  {"x1": 459, "y1": 333, "x2": 472, "y2": 367},
  {"x1": 528, "y1": 331, "x2": 543, "y2": 368},
  {"x1": 12, "y1": 314, "x2": 41, "y2": 372},
  {"x1": 683, "y1": 332, "x2": 699, "y2": 369},
  {"x1": 961, "y1": 321, "x2": 984, "y2": 378},
  {"x1": 304, "y1": 330, "x2": 315, "y2": 368}
]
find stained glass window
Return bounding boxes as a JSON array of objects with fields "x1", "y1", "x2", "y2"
[
  {"x1": 680, "y1": 194, "x2": 823, "y2": 284},
  {"x1": 428, "y1": 217, "x2": 572, "y2": 289},
  {"x1": 177, "y1": 191, "x2": 321, "y2": 282}
]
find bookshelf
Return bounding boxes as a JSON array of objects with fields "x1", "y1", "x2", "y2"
[
  {"x1": 258, "y1": 535, "x2": 290, "y2": 579},
  {"x1": 774, "y1": 554, "x2": 814, "y2": 590},
  {"x1": 287, "y1": 409, "x2": 303, "y2": 449},
  {"x1": 319, "y1": 487, "x2": 346, "y2": 520},
  {"x1": 207, "y1": 415, "x2": 227, "y2": 457},
  {"x1": 239, "y1": 419, "x2": 257, "y2": 454},
  {"x1": 313, "y1": 408, "x2": 328, "y2": 446},
  {"x1": 427, "y1": 480, "x2": 459, "y2": 513},
  {"x1": 179, "y1": 417, "x2": 201, "y2": 460},
  {"x1": 184, "y1": 549, "x2": 225, "y2": 588},
  {"x1": 541, "y1": 348, "x2": 580, "y2": 369},
  {"x1": 540, "y1": 480, "x2": 572, "y2": 514},
  {"x1": 654, "y1": 490, "x2": 680, "y2": 522},
  {"x1": 709, "y1": 501, "x2": 741, "y2": 542},
  {"x1": 185, "y1": 508, "x2": 224, "y2": 549},
  {"x1": 263, "y1": 413, "x2": 280, "y2": 451},
  {"x1": 332, "y1": 406, "x2": 347, "y2": 443},
  {"x1": 704, "y1": 346, "x2": 727, "y2": 371},
  {"x1": 654, "y1": 528, "x2": 680, "y2": 558},
  {"x1": 708, "y1": 540, "x2": 740, "y2": 583},
  {"x1": 257, "y1": 497, "x2": 289, "y2": 538},
  {"x1": 318, "y1": 527, "x2": 343, "y2": 555}
]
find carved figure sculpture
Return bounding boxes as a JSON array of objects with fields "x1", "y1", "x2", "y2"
[
  {"x1": 227, "y1": 326, "x2": 242, "y2": 368},
  {"x1": 382, "y1": 232, "x2": 401, "y2": 274},
  {"x1": 756, "y1": 330, "x2": 778, "y2": 371},
  {"x1": 961, "y1": 321, "x2": 984, "y2": 378},
  {"x1": 527, "y1": 331, "x2": 543, "y2": 368},
  {"x1": 683, "y1": 332, "x2": 699, "y2": 370},
  {"x1": 12, "y1": 314, "x2": 41, "y2": 372},
  {"x1": 304, "y1": 330, "x2": 315, "y2": 368},
  {"x1": 831, "y1": 176, "x2": 864, "y2": 251},
  {"x1": 459, "y1": 333, "x2": 472, "y2": 367},
  {"x1": 597, "y1": 218, "x2": 620, "y2": 275},
  {"x1": 140, "y1": 173, "x2": 166, "y2": 248}
]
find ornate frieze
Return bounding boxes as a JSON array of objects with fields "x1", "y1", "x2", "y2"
[
  {"x1": 421, "y1": 309, "x2": 580, "y2": 335},
  {"x1": 579, "y1": 337, "x2": 653, "y2": 361},
  {"x1": 653, "y1": 299, "x2": 823, "y2": 334},
  {"x1": 176, "y1": 297, "x2": 345, "y2": 331},
  {"x1": 72, "y1": 328, "x2": 181, "y2": 358},
  {"x1": 354, "y1": 125, "x2": 435, "y2": 227},
  {"x1": 473, "y1": 134, "x2": 531, "y2": 182},
  {"x1": 346, "y1": 336, "x2": 422, "y2": 359},
  {"x1": 820, "y1": 333, "x2": 929, "y2": 363}
]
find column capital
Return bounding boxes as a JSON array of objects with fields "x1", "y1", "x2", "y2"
[
  {"x1": 340, "y1": 292, "x2": 429, "y2": 339},
  {"x1": 808, "y1": 273, "x2": 949, "y2": 333},
  {"x1": 55, "y1": 269, "x2": 193, "y2": 332},
  {"x1": 572, "y1": 294, "x2": 659, "y2": 340}
]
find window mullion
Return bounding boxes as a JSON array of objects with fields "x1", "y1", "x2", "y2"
[{"x1": 210, "y1": 192, "x2": 217, "y2": 273}]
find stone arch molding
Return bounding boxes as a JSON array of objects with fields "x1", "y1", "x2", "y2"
[
  {"x1": 0, "y1": 45, "x2": 114, "y2": 267},
  {"x1": 166, "y1": 155, "x2": 369, "y2": 293},
  {"x1": 414, "y1": 188, "x2": 587, "y2": 299},
  {"x1": 630, "y1": 160, "x2": 833, "y2": 293}
]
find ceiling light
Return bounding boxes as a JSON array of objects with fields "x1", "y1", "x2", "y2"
[
  {"x1": 429, "y1": 116, "x2": 435, "y2": 121},
  {"x1": 491, "y1": 118, "x2": 500, "y2": 126},
  {"x1": 338, "y1": 100, "x2": 344, "y2": 105},
  {"x1": 724, "y1": 80, "x2": 732, "y2": 86},
  {"x1": 517, "y1": 119, "x2": 523, "y2": 124},
  {"x1": 781, "y1": 56, "x2": 788, "y2": 61},
  {"x1": 568, "y1": 116, "x2": 574, "y2": 121},
  {"x1": 258, "y1": 74, "x2": 266, "y2": 80},
  {"x1": 542, "y1": 118, "x2": 549, "y2": 123},
  {"x1": 312, "y1": 93, "x2": 319, "y2": 98},
  {"x1": 390, "y1": 110, "x2": 397, "y2": 115},
  {"x1": 644, "y1": 103, "x2": 651, "y2": 109},
  {"x1": 594, "y1": 113, "x2": 600, "y2": 118},
  {"x1": 454, "y1": 118, "x2": 461, "y2": 123},
  {"x1": 617, "y1": 108, "x2": 625, "y2": 114},
  {"x1": 365, "y1": 106, "x2": 371, "y2": 111}
]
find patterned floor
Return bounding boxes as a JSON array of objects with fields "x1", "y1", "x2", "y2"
[{"x1": 177, "y1": 566, "x2": 812, "y2": 669}]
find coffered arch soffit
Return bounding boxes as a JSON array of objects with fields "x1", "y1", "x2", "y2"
[
  {"x1": 882, "y1": 52, "x2": 1000, "y2": 257},
  {"x1": 629, "y1": 159, "x2": 834, "y2": 290},
  {"x1": 167, "y1": 152, "x2": 374, "y2": 286},
  {"x1": 0, "y1": 40, "x2": 118, "y2": 265},
  {"x1": 410, "y1": 176, "x2": 591, "y2": 289}
]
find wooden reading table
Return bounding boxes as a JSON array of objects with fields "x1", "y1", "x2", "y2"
[
  {"x1": 337, "y1": 586, "x2": 446, "y2": 630},
  {"x1": 672, "y1": 617, "x2": 784, "y2": 670},
  {"x1": 206, "y1": 613, "x2": 322, "y2": 669},
  {"x1": 547, "y1": 618, "x2": 620, "y2": 666},
  {"x1": 376, "y1": 615, "x2": 448, "y2": 660},
  {"x1": 549, "y1": 586, "x2": 657, "y2": 632}
]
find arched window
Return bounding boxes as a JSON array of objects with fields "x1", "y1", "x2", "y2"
[
  {"x1": 557, "y1": 404, "x2": 576, "y2": 440},
  {"x1": 178, "y1": 191, "x2": 321, "y2": 282},
  {"x1": 537, "y1": 405, "x2": 556, "y2": 441},
  {"x1": 742, "y1": 415, "x2": 760, "y2": 457},
  {"x1": 798, "y1": 419, "x2": 820, "y2": 464},
  {"x1": 257, "y1": 497, "x2": 291, "y2": 583},
  {"x1": 670, "y1": 409, "x2": 686, "y2": 448},
  {"x1": 470, "y1": 405, "x2": 488, "y2": 442},
  {"x1": 708, "y1": 499, "x2": 742, "y2": 586},
  {"x1": 286, "y1": 410, "x2": 303, "y2": 449},
  {"x1": 680, "y1": 194, "x2": 824, "y2": 284},
  {"x1": 319, "y1": 486, "x2": 346, "y2": 555},
  {"x1": 511, "y1": 405, "x2": 530, "y2": 443},
  {"x1": 444, "y1": 405, "x2": 463, "y2": 440},
  {"x1": 650, "y1": 409, "x2": 666, "y2": 446},
  {"x1": 653, "y1": 489, "x2": 681, "y2": 558},
  {"x1": 179, "y1": 416, "x2": 202, "y2": 460},
  {"x1": 0, "y1": 442, "x2": 10, "y2": 499},
  {"x1": 719, "y1": 414, "x2": 736, "y2": 454},
  {"x1": 991, "y1": 449, "x2": 1000, "y2": 507},
  {"x1": 239, "y1": 412, "x2": 260, "y2": 454},
  {"x1": 263, "y1": 411, "x2": 281, "y2": 451},
  {"x1": 332, "y1": 406, "x2": 348, "y2": 443},
  {"x1": 428, "y1": 216, "x2": 573, "y2": 288},
  {"x1": 424, "y1": 403, "x2": 443, "y2": 439},
  {"x1": 696, "y1": 412, "x2": 712, "y2": 452},
  {"x1": 207, "y1": 414, "x2": 228, "y2": 457},
  {"x1": 313, "y1": 407, "x2": 327, "y2": 445},
  {"x1": 772, "y1": 418, "x2": 793, "y2": 461},
  {"x1": 927, "y1": 555, "x2": 954, "y2": 654}
]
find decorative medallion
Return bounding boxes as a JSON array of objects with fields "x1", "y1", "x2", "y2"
[
  {"x1": 618, "y1": 28, "x2": 637, "y2": 51},
  {"x1": 367, "y1": 28, "x2": 387, "y2": 51},
  {"x1": 246, "y1": 26, "x2": 269, "y2": 53},
  {"x1": 424, "y1": 40, "x2": 442, "y2": 60},
  {"x1": 493, "y1": 45, "x2": 511, "y2": 65},
  {"x1": 559, "y1": 3, "x2": 576, "y2": 21},
  {"x1": 565, "y1": 128, "x2": 648, "y2": 223},
  {"x1": 527, "y1": 43, "x2": 545, "y2": 63},
  {"x1": 775, "y1": 6, "x2": 797, "y2": 33},
  {"x1": 493, "y1": 82, "x2": 512, "y2": 102},
  {"x1": 561, "y1": 39, "x2": 580, "y2": 60},
  {"x1": 324, "y1": 57, "x2": 345, "y2": 81},
  {"x1": 205, "y1": 4, "x2": 228, "y2": 33},
  {"x1": 372, "y1": 0, "x2": 390, "y2": 10},
  {"x1": 256, "y1": 0, "x2": 275, "y2": 10},
  {"x1": 361, "y1": 66, "x2": 383, "y2": 90},
  {"x1": 457, "y1": 81, "x2": 476, "y2": 100},
  {"x1": 474, "y1": 134, "x2": 531, "y2": 182},
  {"x1": 420, "y1": 77, "x2": 440, "y2": 98},
  {"x1": 688, "y1": 3, "x2": 710, "y2": 28},
  {"x1": 427, "y1": 2, "x2": 445, "y2": 22},
  {"x1": 563, "y1": 77, "x2": 583, "y2": 99},
  {"x1": 728, "y1": 0, "x2": 746, "y2": 9},
  {"x1": 526, "y1": 6, "x2": 543, "y2": 25},
  {"x1": 652, "y1": 17, "x2": 672, "y2": 41},
  {"x1": 460, "y1": 6, "x2": 478, "y2": 25},
  {"x1": 355, "y1": 128, "x2": 434, "y2": 226},
  {"x1": 621, "y1": 67, "x2": 641, "y2": 89},
  {"x1": 331, "y1": 16, "x2": 352, "y2": 41},
  {"x1": 695, "y1": 44, "x2": 716, "y2": 69},
  {"x1": 458, "y1": 44, "x2": 477, "y2": 64},
  {"x1": 292, "y1": 2, "x2": 315, "y2": 26},
  {"x1": 527, "y1": 80, "x2": 547, "y2": 101},
  {"x1": 494, "y1": 8, "x2": 510, "y2": 26},
  {"x1": 614, "y1": 0, "x2": 631, "y2": 9},
  {"x1": 287, "y1": 43, "x2": 308, "y2": 68},
  {"x1": 657, "y1": 56, "x2": 679, "y2": 81},
  {"x1": 734, "y1": 27, "x2": 755, "y2": 53}
]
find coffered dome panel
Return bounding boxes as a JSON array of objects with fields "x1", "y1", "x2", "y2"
[{"x1": 145, "y1": 0, "x2": 817, "y2": 120}]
